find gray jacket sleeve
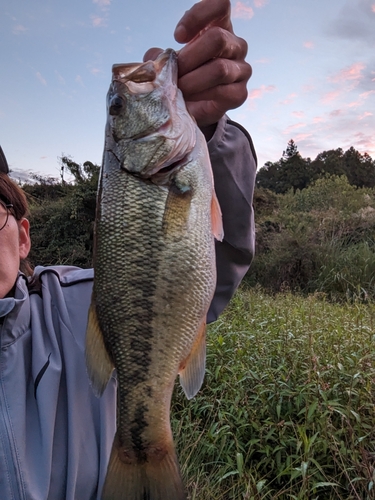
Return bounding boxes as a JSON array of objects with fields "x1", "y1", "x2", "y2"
[{"x1": 207, "y1": 116, "x2": 257, "y2": 323}]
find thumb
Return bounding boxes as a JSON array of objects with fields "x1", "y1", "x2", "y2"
[{"x1": 143, "y1": 47, "x2": 164, "y2": 62}]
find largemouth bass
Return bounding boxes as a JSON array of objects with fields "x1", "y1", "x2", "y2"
[{"x1": 85, "y1": 48, "x2": 223, "y2": 500}]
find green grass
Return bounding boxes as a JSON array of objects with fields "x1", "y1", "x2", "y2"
[{"x1": 171, "y1": 285, "x2": 375, "y2": 499}]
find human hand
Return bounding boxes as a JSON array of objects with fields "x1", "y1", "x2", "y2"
[{"x1": 144, "y1": 0, "x2": 252, "y2": 137}]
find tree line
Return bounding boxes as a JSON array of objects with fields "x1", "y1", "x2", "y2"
[{"x1": 256, "y1": 139, "x2": 375, "y2": 193}]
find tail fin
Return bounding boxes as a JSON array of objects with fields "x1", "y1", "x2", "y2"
[{"x1": 101, "y1": 433, "x2": 187, "y2": 500}]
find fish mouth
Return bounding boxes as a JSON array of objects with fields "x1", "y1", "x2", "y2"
[{"x1": 112, "y1": 49, "x2": 177, "y2": 87}]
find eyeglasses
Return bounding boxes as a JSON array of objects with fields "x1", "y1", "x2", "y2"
[{"x1": 0, "y1": 200, "x2": 14, "y2": 231}]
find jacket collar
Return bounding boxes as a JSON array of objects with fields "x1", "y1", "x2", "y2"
[{"x1": 0, "y1": 274, "x2": 30, "y2": 348}]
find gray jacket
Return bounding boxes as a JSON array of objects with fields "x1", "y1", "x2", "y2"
[{"x1": 0, "y1": 116, "x2": 257, "y2": 500}]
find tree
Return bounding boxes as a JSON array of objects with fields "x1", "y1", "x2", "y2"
[{"x1": 257, "y1": 140, "x2": 314, "y2": 193}]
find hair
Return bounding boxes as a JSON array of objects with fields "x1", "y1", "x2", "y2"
[{"x1": 0, "y1": 173, "x2": 33, "y2": 277}]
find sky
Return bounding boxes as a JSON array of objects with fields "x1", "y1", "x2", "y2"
[{"x1": 1, "y1": 0, "x2": 375, "y2": 182}]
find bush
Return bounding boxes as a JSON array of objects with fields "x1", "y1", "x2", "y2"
[{"x1": 250, "y1": 176, "x2": 375, "y2": 300}]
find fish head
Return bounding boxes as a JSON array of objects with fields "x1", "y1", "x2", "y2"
[{"x1": 104, "y1": 49, "x2": 196, "y2": 181}]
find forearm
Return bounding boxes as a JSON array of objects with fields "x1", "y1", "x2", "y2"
[{"x1": 206, "y1": 115, "x2": 257, "y2": 323}]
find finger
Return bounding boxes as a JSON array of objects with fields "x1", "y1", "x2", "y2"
[
  {"x1": 178, "y1": 27, "x2": 248, "y2": 77},
  {"x1": 185, "y1": 81, "x2": 249, "y2": 111},
  {"x1": 185, "y1": 97, "x2": 232, "y2": 128},
  {"x1": 175, "y1": 0, "x2": 233, "y2": 44},
  {"x1": 143, "y1": 47, "x2": 164, "y2": 62},
  {"x1": 178, "y1": 59, "x2": 252, "y2": 99}
]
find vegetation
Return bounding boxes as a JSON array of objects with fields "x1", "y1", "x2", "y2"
[
  {"x1": 18, "y1": 146, "x2": 375, "y2": 498},
  {"x1": 256, "y1": 140, "x2": 375, "y2": 194},
  {"x1": 251, "y1": 175, "x2": 375, "y2": 300},
  {"x1": 173, "y1": 286, "x2": 375, "y2": 499}
]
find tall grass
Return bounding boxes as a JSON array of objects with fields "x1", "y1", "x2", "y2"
[{"x1": 171, "y1": 286, "x2": 375, "y2": 499}]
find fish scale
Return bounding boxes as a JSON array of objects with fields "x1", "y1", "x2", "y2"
[{"x1": 85, "y1": 49, "x2": 223, "y2": 500}]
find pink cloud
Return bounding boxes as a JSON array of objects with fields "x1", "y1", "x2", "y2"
[
  {"x1": 353, "y1": 132, "x2": 375, "y2": 155},
  {"x1": 13, "y1": 24, "x2": 27, "y2": 35},
  {"x1": 254, "y1": 0, "x2": 268, "y2": 7},
  {"x1": 330, "y1": 109, "x2": 343, "y2": 117},
  {"x1": 279, "y1": 93, "x2": 297, "y2": 105},
  {"x1": 292, "y1": 111, "x2": 304, "y2": 118},
  {"x1": 358, "y1": 112, "x2": 373, "y2": 120},
  {"x1": 303, "y1": 41, "x2": 314, "y2": 49},
  {"x1": 93, "y1": 0, "x2": 111, "y2": 6},
  {"x1": 91, "y1": 15, "x2": 106, "y2": 27},
  {"x1": 313, "y1": 116, "x2": 325, "y2": 124},
  {"x1": 372, "y1": 3, "x2": 375, "y2": 13},
  {"x1": 248, "y1": 84, "x2": 276, "y2": 99},
  {"x1": 294, "y1": 133, "x2": 313, "y2": 142},
  {"x1": 36, "y1": 72, "x2": 47, "y2": 86},
  {"x1": 284, "y1": 122, "x2": 307, "y2": 135},
  {"x1": 321, "y1": 90, "x2": 341, "y2": 104},
  {"x1": 302, "y1": 84, "x2": 315, "y2": 93},
  {"x1": 232, "y1": 2, "x2": 254, "y2": 19},
  {"x1": 254, "y1": 58, "x2": 270, "y2": 64},
  {"x1": 359, "y1": 90, "x2": 375, "y2": 100},
  {"x1": 329, "y1": 62, "x2": 365, "y2": 83}
]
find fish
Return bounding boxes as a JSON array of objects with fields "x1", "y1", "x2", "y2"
[{"x1": 85, "y1": 48, "x2": 223, "y2": 500}]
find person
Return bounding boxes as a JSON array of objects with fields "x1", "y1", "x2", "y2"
[{"x1": 0, "y1": 0, "x2": 257, "y2": 498}]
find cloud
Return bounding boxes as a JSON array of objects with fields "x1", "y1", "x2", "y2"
[
  {"x1": 283, "y1": 122, "x2": 307, "y2": 135},
  {"x1": 91, "y1": 15, "x2": 106, "y2": 27},
  {"x1": 352, "y1": 131, "x2": 375, "y2": 154},
  {"x1": 254, "y1": 0, "x2": 268, "y2": 7},
  {"x1": 303, "y1": 41, "x2": 314, "y2": 49},
  {"x1": 89, "y1": 67, "x2": 101, "y2": 75},
  {"x1": 248, "y1": 84, "x2": 276, "y2": 99},
  {"x1": 294, "y1": 133, "x2": 313, "y2": 143},
  {"x1": 321, "y1": 90, "x2": 342, "y2": 104},
  {"x1": 358, "y1": 111, "x2": 373, "y2": 119},
  {"x1": 330, "y1": 109, "x2": 343, "y2": 117},
  {"x1": 326, "y1": 0, "x2": 375, "y2": 44},
  {"x1": 36, "y1": 72, "x2": 47, "y2": 86},
  {"x1": 292, "y1": 111, "x2": 304, "y2": 118},
  {"x1": 93, "y1": 0, "x2": 111, "y2": 6},
  {"x1": 279, "y1": 93, "x2": 297, "y2": 105},
  {"x1": 55, "y1": 71, "x2": 66, "y2": 85},
  {"x1": 329, "y1": 62, "x2": 365, "y2": 83},
  {"x1": 360, "y1": 89, "x2": 375, "y2": 100},
  {"x1": 76, "y1": 75, "x2": 84, "y2": 86},
  {"x1": 313, "y1": 116, "x2": 325, "y2": 124},
  {"x1": 12, "y1": 24, "x2": 27, "y2": 35},
  {"x1": 232, "y1": 2, "x2": 254, "y2": 19},
  {"x1": 254, "y1": 58, "x2": 270, "y2": 64},
  {"x1": 372, "y1": 3, "x2": 375, "y2": 12}
]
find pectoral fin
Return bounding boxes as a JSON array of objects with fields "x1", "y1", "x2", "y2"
[
  {"x1": 211, "y1": 191, "x2": 224, "y2": 242},
  {"x1": 85, "y1": 301, "x2": 114, "y2": 397},
  {"x1": 179, "y1": 321, "x2": 206, "y2": 400}
]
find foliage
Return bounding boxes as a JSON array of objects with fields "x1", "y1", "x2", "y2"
[
  {"x1": 172, "y1": 287, "x2": 375, "y2": 499},
  {"x1": 250, "y1": 175, "x2": 375, "y2": 300},
  {"x1": 256, "y1": 141, "x2": 375, "y2": 193},
  {"x1": 27, "y1": 157, "x2": 99, "y2": 267}
]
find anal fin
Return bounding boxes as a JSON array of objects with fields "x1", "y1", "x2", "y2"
[
  {"x1": 179, "y1": 320, "x2": 206, "y2": 400},
  {"x1": 85, "y1": 300, "x2": 114, "y2": 397}
]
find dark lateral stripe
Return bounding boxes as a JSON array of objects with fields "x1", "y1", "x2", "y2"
[{"x1": 34, "y1": 353, "x2": 51, "y2": 399}]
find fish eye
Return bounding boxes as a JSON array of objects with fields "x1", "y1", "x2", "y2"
[{"x1": 109, "y1": 95, "x2": 125, "y2": 115}]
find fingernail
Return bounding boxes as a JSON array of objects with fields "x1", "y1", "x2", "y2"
[{"x1": 174, "y1": 24, "x2": 188, "y2": 43}]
